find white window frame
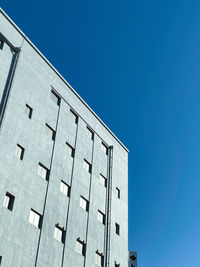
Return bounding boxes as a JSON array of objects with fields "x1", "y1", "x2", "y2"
[
  {"x1": 37, "y1": 163, "x2": 48, "y2": 180},
  {"x1": 100, "y1": 174, "x2": 107, "y2": 187},
  {"x1": 29, "y1": 209, "x2": 41, "y2": 228},
  {"x1": 80, "y1": 196, "x2": 88, "y2": 211},
  {"x1": 76, "y1": 239, "x2": 84, "y2": 255},
  {"x1": 95, "y1": 252, "x2": 103, "y2": 266},
  {"x1": 54, "y1": 226, "x2": 63, "y2": 242},
  {"x1": 83, "y1": 159, "x2": 91, "y2": 173},
  {"x1": 60, "y1": 180, "x2": 70, "y2": 196}
]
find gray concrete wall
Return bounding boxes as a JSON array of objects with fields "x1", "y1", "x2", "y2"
[{"x1": 0, "y1": 8, "x2": 128, "y2": 267}]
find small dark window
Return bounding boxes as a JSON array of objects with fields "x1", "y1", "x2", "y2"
[
  {"x1": 70, "y1": 109, "x2": 78, "y2": 124},
  {"x1": 101, "y1": 142, "x2": 108, "y2": 155},
  {"x1": 115, "y1": 223, "x2": 120, "y2": 235},
  {"x1": 115, "y1": 262, "x2": 120, "y2": 267},
  {"x1": 51, "y1": 89, "x2": 61, "y2": 106},
  {"x1": 25, "y1": 104, "x2": 33, "y2": 119},
  {"x1": 87, "y1": 126, "x2": 94, "y2": 140},
  {"x1": 46, "y1": 124, "x2": 56, "y2": 141},
  {"x1": 0, "y1": 40, "x2": 4, "y2": 50},
  {"x1": 16, "y1": 144, "x2": 25, "y2": 160},
  {"x1": 0, "y1": 256, "x2": 2, "y2": 265},
  {"x1": 66, "y1": 142, "x2": 75, "y2": 157},
  {"x1": 116, "y1": 187, "x2": 120, "y2": 199},
  {"x1": 3, "y1": 192, "x2": 15, "y2": 211}
]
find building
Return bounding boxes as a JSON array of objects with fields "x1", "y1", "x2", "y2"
[
  {"x1": 0, "y1": 8, "x2": 129, "y2": 267},
  {"x1": 129, "y1": 251, "x2": 137, "y2": 267}
]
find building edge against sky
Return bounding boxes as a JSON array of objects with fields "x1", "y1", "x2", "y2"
[{"x1": 0, "y1": 7, "x2": 133, "y2": 267}]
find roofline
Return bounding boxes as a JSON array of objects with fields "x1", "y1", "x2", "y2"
[{"x1": 0, "y1": 7, "x2": 129, "y2": 153}]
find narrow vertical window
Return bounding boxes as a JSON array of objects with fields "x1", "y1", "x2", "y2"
[
  {"x1": 76, "y1": 239, "x2": 86, "y2": 256},
  {"x1": 83, "y1": 159, "x2": 92, "y2": 173},
  {"x1": 100, "y1": 174, "x2": 107, "y2": 187},
  {"x1": 95, "y1": 251, "x2": 104, "y2": 266},
  {"x1": 116, "y1": 187, "x2": 120, "y2": 199},
  {"x1": 115, "y1": 223, "x2": 120, "y2": 235},
  {"x1": 29, "y1": 209, "x2": 42, "y2": 228},
  {"x1": 46, "y1": 124, "x2": 55, "y2": 141},
  {"x1": 54, "y1": 225, "x2": 65, "y2": 243},
  {"x1": 87, "y1": 126, "x2": 94, "y2": 140},
  {"x1": 101, "y1": 142, "x2": 108, "y2": 155},
  {"x1": 25, "y1": 104, "x2": 33, "y2": 119},
  {"x1": 37, "y1": 163, "x2": 49, "y2": 180},
  {"x1": 97, "y1": 210, "x2": 105, "y2": 225},
  {"x1": 0, "y1": 256, "x2": 2, "y2": 265},
  {"x1": 70, "y1": 109, "x2": 78, "y2": 124},
  {"x1": 80, "y1": 196, "x2": 89, "y2": 211},
  {"x1": 3, "y1": 192, "x2": 15, "y2": 211},
  {"x1": 66, "y1": 142, "x2": 75, "y2": 157},
  {"x1": 15, "y1": 144, "x2": 24, "y2": 160},
  {"x1": 0, "y1": 40, "x2": 4, "y2": 50},
  {"x1": 60, "y1": 180, "x2": 70, "y2": 197},
  {"x1": 51, "y1": 89, "x2": 60, "y2": 106}
]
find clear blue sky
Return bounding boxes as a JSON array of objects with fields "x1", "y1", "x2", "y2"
[{"x1": 2, "y1": 1, "x2": 200, "y2": 266}]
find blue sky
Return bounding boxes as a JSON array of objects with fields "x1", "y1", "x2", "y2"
[{"x1": 2, "y1": 1, "x2": 200, "y2": 266}]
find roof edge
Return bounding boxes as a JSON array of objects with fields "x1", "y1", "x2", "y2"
[{"x1": 0, "y1": 7, "x2": 129, "y2": 153}]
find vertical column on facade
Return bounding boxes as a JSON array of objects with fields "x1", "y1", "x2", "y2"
[
  {"x1": 61, "y1": 115, "x2": 80, "y2": 267},
  {"x1": 104, "y1": 146, "x2": 114, "y2": 267},
  {"x1": 34, "y1": 101, "x2": 61, "y2": 267},
  {"x1": 0, "y1": 33, "x2": 21, "y2": 129}
]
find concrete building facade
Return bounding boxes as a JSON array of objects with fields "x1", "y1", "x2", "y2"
[{"x1": 0, "y1": 8, "x2": 129, "y2": 267}]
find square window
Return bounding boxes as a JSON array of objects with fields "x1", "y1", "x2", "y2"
[
  {"x1": 46, "y1": 124, "x2": 55, "y2": 141},
  {"x1": 15, "y1": 144, "x2": 25, "y2": 160},
  {"x1": 80, "y1": 196, "x2": 89, "y2": 211},
  {"x1": 83, "y1": 159, "x2": 92, "y2": 173},
  {"x1": 97, "y1": 210, "x2": 105, "y2": 225},
  {"x1": 29, "y1": 209, "x2": 42, "y2": 228},
  {"x1": 25, "y1": 104, "x2": 33, "y2": 119},
  {"x1": 54, "y1": 225, "x2": 64, "y2": 243},
  {"x1": 87, "y1": 126, "x2": 94, "y2": 140},
  {"x1": 76, "y1": 239, "x2": 85, "y2": 256},
  {"x1": 101, "y1": 143, "x2": 108, "y2": 155},
  {"x1": 60, "y1": 180, "x2": 70, "y2": 197},
  {"x1": 51, "y1": 89, "x2": 60, "y2": 106},
  {"x1": 116, "y1": 187, "x2": 120, "y2": 199},
  {"x1": 66, "y1": 142, "x2": 75, "y2": 157},
  {"x1": 115, "y1": 262, "x2": 120, "y2": 267},
  {"x1": 3, "y1": 192, "x2": 15, "y2": 211},
  {"x1": 37, "y1": 163, "x2": 49, "y2": 180},
  {"x1": 95, "y1": 251, "x2": 103, "y2": 266},
  {"x1": 100, "y1": 174, "x2": 107, "y2": 187},
  {"x1": 115, "y1": 223, "x2": 120, "y2": 235},
  {"x1": 70, "y1": 109, "x2": 78, "y2": 124}
]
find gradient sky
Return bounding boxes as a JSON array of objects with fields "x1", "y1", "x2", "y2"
[{"x1": 2, "y1": 1, "x2": 200, "y2": 266}]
